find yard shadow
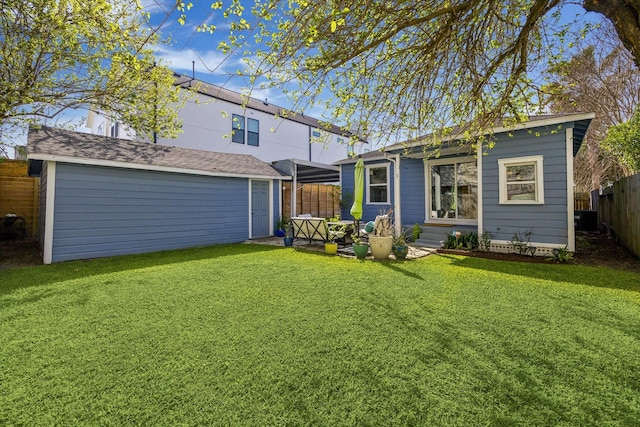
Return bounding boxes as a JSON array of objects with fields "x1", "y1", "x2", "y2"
[
  {"x1": 0, "y1": 243, "x2": 282, "y2": 295},
  {"x1": 438, "y1": 253, "x2": 640, "y2": 293},
  {"x1": 378, "y1": 260, "x2": 426, "y2": 280}
]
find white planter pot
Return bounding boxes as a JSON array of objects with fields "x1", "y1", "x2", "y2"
[{"x1": 369, "y1": 236, "x2": 393, "y2": 259}]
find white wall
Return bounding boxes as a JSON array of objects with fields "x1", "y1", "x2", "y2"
[
  {"x1": 157, "y1": 92, "x2": 368, "y2": 164},
  {"x1": 86, "y1": 111, "x2": 135, "y2": 141}
]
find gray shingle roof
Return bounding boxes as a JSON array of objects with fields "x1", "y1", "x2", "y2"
[{"x1": 27, "y1": 126, "x2": 287, "y2": 179}]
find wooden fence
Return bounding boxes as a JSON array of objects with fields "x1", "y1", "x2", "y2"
[
  {"x1": 282, "y1": 182, "x2": 341, "y2": 219},
  {"x1": 597, "y1": 173, "x2": 640, "y2": 258},
  {"x1": 0, "y1": 160, "x2": 40, "y2": 238},
  {"x1": 574, "y1": 193, "x2": 591, "y2": 211}
]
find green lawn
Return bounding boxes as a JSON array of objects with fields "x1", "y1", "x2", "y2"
[{"x1": 1, "y1": 244, "x2": 639, "y2": 425}]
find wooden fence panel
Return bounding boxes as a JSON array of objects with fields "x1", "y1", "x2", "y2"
[
  {"x1": 0, "y1": 161, "x2": 40, "y2": 238},
  {"x1": 574, "y1": 193, "x2": 590, "y2": 211},
  {"x1": 282, "y1": 182, "x2": 341, "y2": 219},
  {"x1": 598, "y1": 173, "x2": 640, "y2": 258}
]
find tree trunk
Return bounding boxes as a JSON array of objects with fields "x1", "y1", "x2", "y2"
[{"x1": 583, "y1": 0, "x2": 640, "y2": 69}]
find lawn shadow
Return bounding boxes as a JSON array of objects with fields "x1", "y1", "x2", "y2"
[
  {"x1": 378, "y1": 260, "x2": 426, "y2": 280},
  {"x1": 438, "y1": 253, "x2": 640, "y2": 293},
  {"x1": 0, "y1": 243, "x2": 283, "y2": 295}
]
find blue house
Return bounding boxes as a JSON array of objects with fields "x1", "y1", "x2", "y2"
[
  {"x1": 27, "y1": 126, "x2": 289, "y2": 264},
  {"x1": 338, "y1": 113, "x2": 594, "y2": 255}
]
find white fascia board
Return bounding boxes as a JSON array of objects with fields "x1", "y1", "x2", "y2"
[
  {"x1": 566, "y1": 127, "x2": 576, "y2": 251},
  {"x1": 43, "y1": 161, "x2": 56, "y2": 265},
  {"x1": 399, "y1": 112, "x2": 597, "y2": 150},
  {"x1": 28, "y1": 153, "x2": 292, "y2": 181}
]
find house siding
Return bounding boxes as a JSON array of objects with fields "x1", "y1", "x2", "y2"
[
  {"x1": 399, "y1": 158, "x2": 426, "y2": 225},
  {"x1": 340, "y1": 160, "x2": 393, "y2": 222},
  {"x1": 157, "y1": 92, "x2": 365, "y2": 163},
  {"x1": 482, "y1": 127, "x2": 570, "y2": 245},
  {"x1": 50, "y1": 163, "x2": 253, "y2": 262}
]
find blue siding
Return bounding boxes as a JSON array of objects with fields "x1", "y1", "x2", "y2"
[
  {"x1": 51, "y1": 163, "x2": 256, "y2": 262},
  {"x1": 340, "y1": 163, "x2": 355, "y2": 219},
  {"x1": 482, "y1": 127, "x2": 570, "y2": 245},
  {"x1": 273, "y1": 182, "x2": 281, "y2": 222},
  {"x1": 399, "y1": 158, "x2": 425, "y2": 225},
  {"x1": 340, "y1": 161, "x2": 393, "y2": 222}
]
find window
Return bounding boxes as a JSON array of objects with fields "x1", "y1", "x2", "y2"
[
  {"x1": 347, "y1": 143, "x2": 355, "y2": 157},
  {"x1": 110, "y1": 122, "x2": 119, "y2": 138},
  {"x1": 247, "y1": 118, "x2": 259, "y2": 146},
  {"x1": 231, "y1": 114, "x2": 245, "y2": 144},
  {"x1": 498, "y1": 156, "x2": 545, "y2": 204},
  {"x1": 366, "y1": 164, "x2": 389, "y2": 204},
  {"x1": 429, "y1": 159, "x2": 477, "y2": 221}
]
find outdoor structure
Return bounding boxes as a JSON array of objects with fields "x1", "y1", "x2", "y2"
[
  {"x1": 338, "y1": 113, "x2": 594, "y2": 255},
  {"x1": 27, "y1": 126, "x2": 289, "y2": 264},
  {"x1": 85, "y1": 73, "x2": 369, "y2": 217},
  {"x1": 160, "y1": 74, "x2": 369, "y2": 164}
]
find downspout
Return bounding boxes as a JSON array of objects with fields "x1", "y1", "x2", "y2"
[{"x1": 308, "y1": 126, "x2": 312, "y2": 162}]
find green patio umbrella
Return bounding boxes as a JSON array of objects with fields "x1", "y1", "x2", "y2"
[{"x1": 350, "y1": 158, "x2": 365, "y2": 225}]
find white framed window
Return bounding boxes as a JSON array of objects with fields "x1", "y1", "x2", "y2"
[
  {"x1": 498, "y1": 155, "x2": 545, "y2": 204},
  {"x1": 247, "y1": 118, "x2": 259, "y2": 146},
  {"x1": 231, "y1": 114, "x2": 245, "y2": 144},
  {"x1": 366, "y1": 163, "x2": 390, "y2": 204},
  {"x1": 427, "y1": 157, "x2": 478, "y2": 221}
]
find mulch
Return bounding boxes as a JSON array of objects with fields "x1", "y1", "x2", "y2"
[{"x1": 438, "y1": 231, "x2": 640, "y2": 273}]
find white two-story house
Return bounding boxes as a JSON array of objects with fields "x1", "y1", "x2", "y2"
[{"x1": 165, "y1": 74, "x2": 368, "y2": 165}]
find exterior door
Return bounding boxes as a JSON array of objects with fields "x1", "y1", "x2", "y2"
[{"x1": 251, "y1": 180, "x2": 270, "y2": 238}]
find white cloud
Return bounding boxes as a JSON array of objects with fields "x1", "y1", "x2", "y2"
[{"x1": 153, "y1": 45, "x2": 240, "y2": 76}]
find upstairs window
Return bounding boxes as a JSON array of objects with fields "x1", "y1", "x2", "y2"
[
  {"x1": 110, "y1": 122, "x2": 119, "y2": 138},
  {"x1": 232, "y1": 114, "x2": 245, "y2": 144},
  {"x1": 247, "y1": 118, "x2": 259, "y2": 146}
]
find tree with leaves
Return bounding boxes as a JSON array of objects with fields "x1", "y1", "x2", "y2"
[
  {"x1": 602, "y1": 111, "x2": 640, "y2": 173},
  {"x1": 544, "y1": 23, "x2": 640, "y2": 190},
  {"x1": 0, "y1": 0, "x2": 183, "y2": 142},
  {"x1": 179, "y1": 0, "x2": 640, "y2": 148}
]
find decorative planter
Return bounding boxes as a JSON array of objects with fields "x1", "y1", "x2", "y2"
[
  {"x1": 283, "y1": 237, "x2": 294, "y2": 247},
  {"x1": 392, "y1": 244, "x2": 409, "y2": 260},
  {"x1": 369, "y1": 235, "x2": 393, "y2": 259},
  {"x1": 325, "y1": 242, "x2": 338, "y2": 254},
  {"x1": 275, "y1": 229, "x2": 286, "y2": 237},
  {"x1": 353, "y1": 243, "x2": 369, "y2": 259}
]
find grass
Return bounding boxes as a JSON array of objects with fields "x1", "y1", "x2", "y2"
[{"x1": 1, "y1": 244, "x2": 639, "y2": 425}]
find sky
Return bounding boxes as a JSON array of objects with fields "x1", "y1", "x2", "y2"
[
  {"x1": 144, "y1": 0, "x2": 299, "y2": 111},
  {"x1": 3, "y1": 0, "x2": 605, "y2": 153}
]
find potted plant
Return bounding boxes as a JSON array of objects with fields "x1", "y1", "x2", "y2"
[
  {"x1": 283, "y1": 220, "x2": 294, "y2": 247},
  {"x1": 275, "y1": 217, "x2": 287, "y2": 237},
  {"x1": 368, "y1": 211, "x2": 394, "y2": 259},
  {"x1": 392, "y1": 232, "x2": 409, "y2": 260},
  {"x1": 325, "y1": 222, "x2": 346, "y2": 254},
  {"x1": 411, "y1": 223, "x2": 421, "y2": 242},
  {"x1": 351, "y1": 234, "x2": 369, "y2": 259}
]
